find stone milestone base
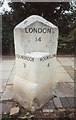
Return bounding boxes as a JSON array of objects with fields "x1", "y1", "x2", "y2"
[
  {"x1": 13, "y1": 75, "x2": 37, "y2": 111},
  {"x1": 13, "y1": 53, "x2": 57, "y2": 112},
  {"x1": 13, "y1": 75, "x2": 56, "y2": 112}
]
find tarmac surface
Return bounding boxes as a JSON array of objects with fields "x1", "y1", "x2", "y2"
[{"x1": 0, "y1": 56, "x2": 76, "y2": 118}]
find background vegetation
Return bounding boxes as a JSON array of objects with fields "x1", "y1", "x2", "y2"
[{"x1": 2, "y1": 2, "x2": 76, "y2": 55}]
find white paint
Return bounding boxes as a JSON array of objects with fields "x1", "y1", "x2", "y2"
[
  {"x1": 13, "y1": 15, "x2": 58, "y2": 111},
  {"x1": 25, "y1": 52, "x2": 50, "y2": 58}
]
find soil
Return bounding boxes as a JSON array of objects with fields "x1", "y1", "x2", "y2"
[{"x1": 2, "y1": 107, "x2": 76, "y2": 120}]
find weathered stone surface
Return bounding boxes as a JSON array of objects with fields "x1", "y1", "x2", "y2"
[
  {"x1": 14, "y1": 15, "x2": 58, "y2": 54},
  {"x1": 54, "y1": 82, "x2": 74, "y2": 97},
  {"x1": 43, "y1": 109, "x2": 54, "y2": 112},
  {"x1": 0, "y1": 101, "x2": 13, "y2": 114},
  {"x1": 67, "y1": 97, "x2": 74, "y2": 108},
  {"x1": 10, "y1": 107, "x2": 19, "y2": 116},
  {"x1": 53, "y1": 97, "x2": 63, "y2": 108},
  {"x1": 7, "y1": 74, "x2": 14, "y2": 85},
  {"x1": 13, "y1": 15, "x2": 58, "y2": 111},
  {"x1": 1, "y1": 85, "x2": 13, "y2": 101},
  {"x1": 56, "y1": 72, "x2": 73, "y2": 82},
  {"x1": 60, "y1": 97, "x2": 71, "y2": 108}
]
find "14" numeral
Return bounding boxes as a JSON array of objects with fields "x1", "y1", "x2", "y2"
[{"x1": 36, "y1": 37, "x2": 41, "y2": 42}]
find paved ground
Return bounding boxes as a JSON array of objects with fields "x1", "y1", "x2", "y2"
[{"x1": 0, "y1": 56, "x2": 75, "y2": 118}]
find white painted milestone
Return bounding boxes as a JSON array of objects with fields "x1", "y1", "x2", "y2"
[{"x1": 13, "y1": 15, "x2": 58, "y2": 111}]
